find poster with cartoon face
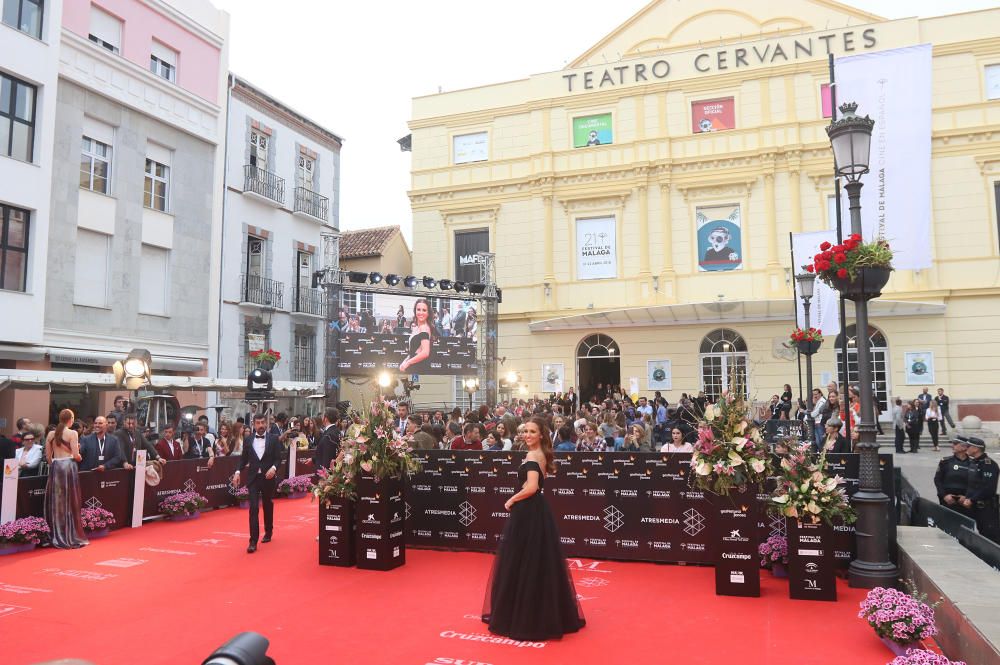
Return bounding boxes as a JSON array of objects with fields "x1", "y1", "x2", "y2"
[
  {"x1": 696, "y1": 204, "x2": 742, "y2": 272},
  {"x1": 904, "y1": 351, "x2": 934, "y2": 385},
  {"x1": 692, "y1": 97, "x2": 735, "y2": 133}
]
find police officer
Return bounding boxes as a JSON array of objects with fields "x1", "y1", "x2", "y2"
[
  {"x1": 933, "y1": 436, "x2": 973, "y2": 517},
  {"x1": 962, "y1": 437, "x2": 999, "y2": 542}
]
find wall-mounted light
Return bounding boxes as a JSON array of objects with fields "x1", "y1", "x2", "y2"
[{"x1": 543, "y1": 281, "x2": 551, "y2": 297}]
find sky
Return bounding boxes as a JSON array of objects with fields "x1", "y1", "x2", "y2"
[{"x1": 212, "y1": 0, "x2": 998, "y2": 246}]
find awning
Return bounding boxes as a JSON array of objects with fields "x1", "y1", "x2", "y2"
[
  {"x1": 528, "y1": 299, "x2": 946, "y2": 332},
  {"x1": 0, "y1": 344, "x2": 206, "y2": 371},
  {"x1": 0, "y1": 370, "x2": 321, "y2": 394}
]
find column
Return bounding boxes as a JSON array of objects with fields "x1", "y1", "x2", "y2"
[
  {"x1": 543, "y1": 195, "x2": 554, "y2": 282},
  {"x1": 764, "y1": 171, "x2": 778, "y2": 267},
  {"x1": 638, "y1": 184, "x2": 650, "y2": 277},
  {"x1": 658, "y1": 181, "x2": 676, "y2": 301},
  {"x1": 789, "y1": 168, "x2": 803, "y2": 235}
]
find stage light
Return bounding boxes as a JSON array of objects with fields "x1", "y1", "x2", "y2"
[
  {"x1": 377, "y1": 371, "x2": 393, "y2": 388},
  {"x1": 385, "y1": 274, "x2": 401, "y2": 286},
  {"x1": 469, "y1": 282, "x2": 487, "y2": 294},
  {"x1": 113, "y1": 348, "x2": 152, "y2": 390},
  {"x1": 422, "y1": 276, "x2": 437, "y2": 289},
  {"x1": 454, "y1": 281, "x2": 468, "y2": 293},
  {"x1": 505, "y1": 370, "x2": 518, "y2": 385},
  {"x1": 347, "y1": 271, "x2": 368, "y2": 283},
  {"x1": 247, "y1": 367, "x2": 273, "y2": 393},
  {"x1": 438, "y1": 279, "x2": 454, "y2": 290},
  {"x1": 369, "y1": 272, "x2": 384, "y2": 285},
  {"x1": 404, "y1": 275, "x2": 419, "y2": 288}
]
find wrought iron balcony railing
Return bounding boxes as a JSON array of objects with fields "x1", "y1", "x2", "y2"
[
  {"x1": 291, "y1": 286, "x2": 326, "y2": 317},
  {"x1": 243, "y1": 164, "x2": 285, "y2": 204},
  {"x1": 241, "y1": 273, "x2": 284, "y2": 309},
  {"x1": 294, "y1": 187, "x2": 329, "y2": 221}
]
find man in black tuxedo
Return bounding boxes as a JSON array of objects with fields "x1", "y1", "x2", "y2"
[
  {"x1": 79, "y1": 416, "x2": 125, "y2": 471},
  {"x1": 234, "y1": 414, "x2": 282, "y2": 553},
  {"x1": 313, "y1": 407, "x2": 341, "y2": 471}
]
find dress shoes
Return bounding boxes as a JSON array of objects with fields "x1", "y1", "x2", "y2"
[
  {"x1": 261, "y1": 534, "x2": 272, "y2": 544},
  {"x1": 247, "y1": 542, "x2": 257, "y2": 553}
]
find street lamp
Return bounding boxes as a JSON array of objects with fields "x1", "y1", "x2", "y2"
[
  {"x1": 795, "y1": 272, "x2": 818, "y2": 440},
  {"x1": 463, "y1": 377, "x2": 479, "y2": 413},
  {"x1": 826, "y1": 101, "x2": 897, "y2": 589}
]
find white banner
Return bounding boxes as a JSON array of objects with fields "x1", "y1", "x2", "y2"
[
  {"x1": 835, "y1": 44, "x2": 932, "y2": 270},
  {"x1": 1, "y1": 458, "x2": 18, "y2": 524},
  {"x1": 131, "y1": 450, "x2": 146, "y2": 528},
  {"x1": 576, "y1": 217, "x2": 617, "y2": 280},
  {"x1": 791, "y1": 231, "x2": 841, "y2": 339}
]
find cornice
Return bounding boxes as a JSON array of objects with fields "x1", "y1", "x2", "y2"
[{"x1": 142, "y1": 0, "x2": 225, "y2": 48}]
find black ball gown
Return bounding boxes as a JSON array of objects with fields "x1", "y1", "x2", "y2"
[
  {"x1": 404, "y1": 330, "x2": 431, "y2": 374},
  {"x1": 482, "y1": 460, "x2": 585, "y2": 641}
]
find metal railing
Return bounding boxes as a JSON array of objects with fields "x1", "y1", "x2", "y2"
[
  {"x1": 294, "y1": 187, "x2": 329, "y2": 221},
  {"x1": 241, "y1": 273, "x2": 284, "y2": 309},
  {"x1": 291, "y1": 286, "x2": 326, "y2": 316},
  {"x1": 243, "y1": 164, "x2": 285, "y2": 204},
  {"x1": 291, "y1": 342, "x2": 316, "y2": 382}
]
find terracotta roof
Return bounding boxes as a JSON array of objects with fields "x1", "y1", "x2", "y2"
[{"x1": 339, "y1": 226, "x2": 400, "y2": 259}]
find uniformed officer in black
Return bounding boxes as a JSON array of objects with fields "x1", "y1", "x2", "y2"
[
  {"x1": 934, "y1": 436, "x2": 972, "y2": 517},
  {"x1": 962, "y1": 437, "x2": 999, "y2": 543}
]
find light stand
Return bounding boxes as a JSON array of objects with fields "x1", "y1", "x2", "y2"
[{"x1": 827, "y1": 101, "x2": 897, "y2": 589}]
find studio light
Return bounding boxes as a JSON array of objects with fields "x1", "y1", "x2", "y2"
[
  {"x1": 369, "y1": 272, "x2": 384, "y2": 285},
  {"x1": 469, "y1": 282, "x2": 487, "y2": 294},
  {"x1": 404, "y1": 275, "x2": 419, "y2": 288},
  {"x1": 438, "y1": 279, "x2": 454, "y2": 290},
  {"x1": 385, "y1": 274, "x2": 401, "y2": 286},
  {"x1": 454, "y1": 281, "x2": 468, "y2": 293},
  {"x1": 505, "y1": 370, "x2": 518, "y2": 385},
  {"x1": 377, "y1": 371, "x2": 393, "y2": 388},
  {"x1": 113, "y1": 348, "x2": 152, "y2": 390},
  {"x1": 422, "y1": 276, "x2": 437, "y2": 289},
  {"x1": 247, "y1": 367, "x2": 273, "y2": 392},
  {"x1": 347, "y1": 271, "x2": 368, "y2": 283}
]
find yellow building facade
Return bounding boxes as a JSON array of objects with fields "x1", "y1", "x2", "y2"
[{"x1": 407, "y1": 0, "x2": 1000, "y2": 420}]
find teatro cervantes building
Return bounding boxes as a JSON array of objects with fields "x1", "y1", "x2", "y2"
[{"x1": 407, "y1": 0, "x2": 1000, "y2": 424}]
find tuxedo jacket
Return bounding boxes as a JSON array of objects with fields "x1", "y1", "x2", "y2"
[
  {"x1": 313, "y1": 426, "x2": 341, "y2": 471},
  {"x1": 79, "y1": 433, "x2": 125, "y2": 471},
  {"x1": 239, "y1": 432, "x2": 283, "y2": 485}
]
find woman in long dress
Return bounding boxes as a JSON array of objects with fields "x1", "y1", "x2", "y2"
[
  {"x1": 482, "y1": 416, "x2": 585, "y2": 641},
  {"x1": 44, "y1": 408, "x2": 89, "y2": 549},
  {"x1": 398, "y1": 298, "x2": 433, "y2": 374}
]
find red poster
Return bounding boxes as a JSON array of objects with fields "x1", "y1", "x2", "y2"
[{"x1": 692, "y1": 97, "x2": 735, "y2": 133}]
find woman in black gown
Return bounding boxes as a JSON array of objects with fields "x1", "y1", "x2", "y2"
[
  {"x1": 483, "y1": 416, "x2": 585, "y2": 641},
  {"x1": 399, "y1": 298, "x2": 433, "y2": 374}
]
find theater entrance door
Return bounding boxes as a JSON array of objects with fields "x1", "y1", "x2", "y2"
[{"x1": 576, "y1": 334, "x2": 620, "y2": 404}]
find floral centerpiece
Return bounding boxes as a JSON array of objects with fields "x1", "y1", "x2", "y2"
[
  {"x1": 159, "y1": 491, "x2": 208, "y2": 518},
  {"x1": 249, "y1": 348, "x2": 281, "y2": 369},
  {"x1": 806, "y1": 234, "x2": 893, "y2": 297},
  {"x1": 0, "y1": 516, "x2": 49, "y2": 548},
  {"x1": 889, "y1": 650, "x2": 966, "y2": 665},
  {"x1": 278, "y1": 474, "x2": 314, "y2": 497},
  {"x1": 691, "y1": 390, "x2": 771, "y2": 496},
  {"x1": 769, "y1": 443, "x2": 856, "y2": 525},
  {"x1": 81, "y1": 506, "x2": 116, "y2": 535},
  {"x1": 234, "y1": 485, "x2": 249, "y2": 503},
  {"x1": 859, "y1": 583, "x2": 939, "y2": 653},
  {"x1": 758, "y1": 533, "x2": 788, "y2": 570}
]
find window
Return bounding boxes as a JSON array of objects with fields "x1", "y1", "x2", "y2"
[
  {"x1": 80, "y1": 136, "x2": 112, "y2": 193},
  {"x1": 149, "y1": 41, "x2": 177, "y2": 82},
  {"x1": 699, "y1": 329, "x2": 748, "y2": 401},
  {"x1": 995, "y1": 182, "x2": 1000, "y2": 253},
  {"x1": 292, "y1": 332, "x2": 316, "y2": 382},
  {"x1": 2, "y1": 0, "x2": 43, "y2": 39},
  {"x1": 296, "y1": 154, "x2": 315, "y2": 190},
  {"x1": 144, "y1": 158, "x2": 169, "y2": 211},
  {"x1": 986, "y1": 64, "x2": 1000, "y2": 101},
  {"x1": 88, "y1": 5, "x2": 121, "y2": 53},
  {"x1": 341, "y1": 291, "x2": 373, "y2": 316},
  {"x1": 73, "y1": 229, "x2": 109, "y2": 307},
  {"x1": 246, "y1": 235, "x2": 263, "y2": 277},
  {"x1": 0, "y1": 204, "x2": 29, "y2": 292},
  {"x1": 0, "y1": 73, "x2": 36, "y2": 162},
  {"x1": 249, "y1": 129, "x2": 268, "y2": 170},
  {"x1": 139, "y1": 244, "x2": 169, "y2": 315},
  {"x1": 242, "y1": 317, "x2": 270, "y2": 376},
  {"x1": 835, "y1": 325, "x2": 891, "y2": 415}
]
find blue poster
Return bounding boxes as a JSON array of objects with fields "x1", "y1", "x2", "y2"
[{"x1": 697, "y1": 205, "x2": 742, "y2": 272}]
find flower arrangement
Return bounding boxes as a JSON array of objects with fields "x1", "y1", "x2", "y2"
[
  {"x1": 159, "y1": 491, "x2": 208, "y2": 517},
  {"x1": 249, "y1": 348, "x2": 281, "y2": 365},
  {"x1": 81, "y1": 506, "x2": 116, "y2": 532},
  {"x1": 277, "y1": 474, "x2": 315, "y2": 496},
  {"x1": 787, "y1": 327, "x2": 823, "y2": 344},
  {"x1": 769, "y1": 443, "x2": 856, "y2": 525},
  {"x1": 858, "y1": 584, "x2": 939, "y2": 646},
  {"x1": 805, "y1": 234, "x2": 893, "y2": 285},
  {"x1": 234, "y1": 486, "x2": 249, "y2": 498},
  {"x1": 0, "y1": 516, "x2": 50, "y2": 545},
  {"x1": 758, "y1": 533, "x2": 788, "y2": 568},
  {"x1": 313, "y1": 396, "x2": 422, "y2": 505},
  {"x1": 691, "y1": 390, "x2": 772, "y2": 496},
  {"x1": 889, "y1": 650, "x2": 966, "y2": 665}
]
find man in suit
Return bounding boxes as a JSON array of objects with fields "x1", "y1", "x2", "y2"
[
  {"x1": 155, "y1": 425, "x2": 184, "y2": 461},
  {"x1": 79, "y1": 416, "x2": 125, "y2": 471},
  {"x1": 184, "y1": 422, "x2": 215, "y2": 467},
  {"x1": 116, "y1": 413, "x2": 154, "y2": 470},
  {"x1": 313, "y1": 407, "x2": 341, "y2": 471},
  {"x1": 234, "y1": 414, "x2": 283, "y2": 553}
]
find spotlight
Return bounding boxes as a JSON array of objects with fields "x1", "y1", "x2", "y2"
[
  {"x1": 247, "y1": 367, "x2": 273, "y2": 392},
  {"x1": 404, "y1": 275, "x2": 419, "y2": 288},
  {"x1": 113, "y1": 348, "x2": 152, "y2": 390},
  {"x1": 347, "y1": 271, "x2": 368, "y2": 283},
  {"x1": 454, "y1": 281, "x2": 468, "y2": 293},
  {"x1": 438, "y1": 279, "x2": 454, "y2": 290},
  {"x1": 201, "y1": 631, "x2": 275, "y2": 665},
  {"x1": 369, "y1": 272, "x2": 383, "y2": 285},
  {"x1": 469, "y1": 282, "x2": 487, "y2": 294},
  {"x1": 385, "y1": 274, "x2": 401, "y2": 286},
  {"x1": 505, "y1": 370, "x2": 518, "y2": 385},
  {"x1": 422, "y1": 276, "x2": 437, "y2": 289},
  {"x1": 377, "y1": 371, "x2": 393, "y2": 388}
]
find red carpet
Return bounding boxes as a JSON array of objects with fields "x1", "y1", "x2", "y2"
[{"x1": 0, "y1": 498, "x2": 897, "y2": 665}]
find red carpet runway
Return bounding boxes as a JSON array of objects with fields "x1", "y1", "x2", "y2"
[{"x1": 0, "y1": 498, "x2": 896, "y2": 664}]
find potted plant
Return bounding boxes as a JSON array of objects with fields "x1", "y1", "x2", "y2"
[
  {"x1": 277, "y1": 474, "x2": 314, "y2": 499},
  {"x1": 249, "y1": 348, "x2": 281, "y2": 370},
  {"x1": 758, "y1": 533, "x2": 789, "y2": 578},
  {"x1": 234, "y1": 485, "x2": 249, "y2": 508},
  {"x1": 786, "y1": 327, "x2": 823, "y2": 356},
  {"x1": 806, "y1": 233, "x2": 893, "y2": 300},
  {"x1": 859, "y1": 582, "x2": 940, "y2": 656},
  {"x1": 0, "y1": 516, "x2": 49, "y2": 554},
  {"x1": 888, "y1": 649, "x2": 966, "y2": 665},
  {"x1": 159, "y1": 491, "x2": 209, "y2": 520},
  {"x1": 81, "y1": 506, "x2": 116, "y2": 539}
]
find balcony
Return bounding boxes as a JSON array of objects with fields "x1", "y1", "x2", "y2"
[
  {"x1": 291, "y1": 287, "x2": 326, "y2": 317},
  {"x1": 293, "y1": 187, "x2": 329, "y2": 222},
  {"x1": 241, "y1": 273, "x2": 284, "y2": 309},
  {"x1": 243, "y1": 164, "x2": 285, "y2": 206}
]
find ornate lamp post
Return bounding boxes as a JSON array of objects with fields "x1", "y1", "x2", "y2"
[
  {"x1": 463, "y1": 377, "x2": 480, "y2": 414},
  {"x1": 795, "y1": 272, "x2": 819, "y2": 440},
  {"x1": 826, "y1": 102, "x2": 898, "y2": 588}
]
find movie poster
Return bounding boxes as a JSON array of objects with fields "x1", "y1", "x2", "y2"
[
  {"x1": 572, "y1": 113, "x2": 613, "y2": 147},
  {"x1": 696, "y1": 204, "x2": 742, "y2": 272},
  {"x1": 576, "y1": 216, "x2": 617, "y2": 280},
  {"x1": 691, "y1": 97, "x2": 735, "y2": 133}
]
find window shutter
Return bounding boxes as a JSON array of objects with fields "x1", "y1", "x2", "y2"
[
  {"x1": 74, "y1": 230, "x2": 109, "y2": 307},
  {"x1": 140, "y1": 245, "x2": 169, "y2": 315},
  {"x1": 89, "y1": 6, "x2": 122, "y2": 50},
  {"x1": 150, "y1": 41, "x2": 177, "y2": 66}
]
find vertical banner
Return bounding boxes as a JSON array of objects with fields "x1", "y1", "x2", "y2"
[
  {"x1": 791, "y1": 231, "x2": 841, "y2": 339},
  {"x1": 131, "y1": 450, "x2": 146, "y2": 528},
  {"x1": 711, "y1": 490, "x2": 761, "y2": 597},
  {"x1": 576, "y1": 216, "x2": 617, "y2": 280},
  {"x1": 787, "y1": 519, "x2": 837, "y2": 601},
  {"x1": 454, "y1": 229, "x2": 489, "y2": 283},
  {"x1": 1, "y1": 459, "x2": 18, "y2": 524},
  {"x1": 697, "y1": 204, "x2": 742, "y2": 272},
  {"x1": 835, "y1": 45, "x2": 932, "y2": 269}
]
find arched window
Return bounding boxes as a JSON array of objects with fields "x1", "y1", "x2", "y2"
[
  {"x1": 699, "y1": 328, "x2": 749, "y2": 401},
  {"x1": 576, "y1": 334, "x2": 621, "y2": 403},
  {"x1": 834, "y1": 324, "x2": 891, "y2": 415},
  {"x1": 577, "y1": 333, "x2": 620, "y2": 358}
]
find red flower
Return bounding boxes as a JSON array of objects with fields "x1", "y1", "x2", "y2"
[
  {"x1": 805, "y1": 265, "x2": 814, "y2": 273},
  {"x1": 822, "y1": 250, "x2": 833, "y2": 260},
  {"x1": 837, "y1": 268, "x2": 848, "y2": 279},
  {"x1": 819, "y1": 241, "x2": 831, "y2": 251},
  {"x1": 814, "y1": 253, "x2": 824, "y2": 263},
  {"x1": 819, "y1": 261, "x2": 832, "y2": 271},
  {"x1": 834, "y1": 253, "x2": 847, "y2": 264},
  {"x1": 832, "y1": 244, "x2": 845, "y2": 253},
  {"x1": 850, "y1": 233, "x2": 861, "y2": 241}
]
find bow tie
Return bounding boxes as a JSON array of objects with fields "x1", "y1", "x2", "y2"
[{"x1": 255, "y1": 435, "x2": 266, "y2": 440}]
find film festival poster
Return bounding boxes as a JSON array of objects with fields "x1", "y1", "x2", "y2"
[
  {"x1": 647, "y1": 359, "x2": 672, "y2": 391},
  {"x1": 696, "y1": 204, "x2": 742, "y2": 272},
  {"x1": 576, "y1": 216, "x2": 617, "y2": 280},
  {"x1": 541, "y1": 363, "x2": 564, "y2": 393},
  {"x1": 572, "y1": 112, "x2": 613, "y2": 148},
  {"x1": 691, "y1": 97, "x2": 735, "y2": 134},
  {"x1": 904, "y1": 351, "x2": 935, "y2": 385},
  {"x1": 335, "y1": 292, "x2": 478, "y2": 376}
]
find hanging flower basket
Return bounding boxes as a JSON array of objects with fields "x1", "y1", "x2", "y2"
[
  {"x1": 829, "y1": 266, "x2": 893, "y2": 301},
  {"x1": 806, "y1": 234, "x2": 893, "y2": 301},
  {"x1": 786, "y1": 328, "x2": 824, "y2": 356},
  {"x1": 250, "y1": 348, "x2": 281, "y2": 370}
]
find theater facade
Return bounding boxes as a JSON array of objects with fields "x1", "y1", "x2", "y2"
[{"x1": 407, "y1": 0, "x2": 1000, "y2": 421}]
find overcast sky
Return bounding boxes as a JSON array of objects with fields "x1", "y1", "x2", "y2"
[{"x1": 212, "y1": 0, "x2": 997, "y2": 245}]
